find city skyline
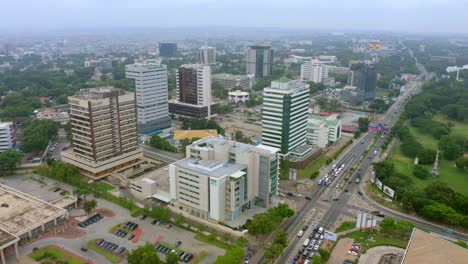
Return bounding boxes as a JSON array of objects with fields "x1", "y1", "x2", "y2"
[{"x1": 2, "y1": 0, "x2": 468, "y2": 35}]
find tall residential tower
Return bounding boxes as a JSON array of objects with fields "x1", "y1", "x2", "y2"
[
  {"x1": 126, "y1": 63, "x2": 171, "y2": 133},
  {"x1": 246, "y1": 45, "x2": 273, "y2": 78},
  {"x1": 198, "y1": 46, "x2": 216, "y2": 65}
]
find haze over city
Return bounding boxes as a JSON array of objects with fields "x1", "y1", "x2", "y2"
[{"x1": 1, "y1": 0, "x2": 468, "y2": 34}]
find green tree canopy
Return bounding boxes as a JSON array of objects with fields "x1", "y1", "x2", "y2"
[{"x1": 128, "y1": 243, "x2": 161, "y2": 264}]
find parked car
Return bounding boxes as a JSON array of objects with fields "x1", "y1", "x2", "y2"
[
  {"x1": 297, "y1": 230, "x2": 304, "y2": 237},
  {"x1": 175, "y1": 240, "x2": 182, "y2": 247}
]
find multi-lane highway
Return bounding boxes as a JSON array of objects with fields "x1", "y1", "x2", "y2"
[{"x1": 279, "y1": 80, "x2": 422, "y2": 263}]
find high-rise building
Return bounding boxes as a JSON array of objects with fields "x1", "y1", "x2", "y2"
[
  {"x1": 169, "y1": 64, "x2": 212, "y2": 118},
  {"x1": 198, "y1": 46, "x2": 216, "y2": 65},
  {"x1": 348, "y1": 62, "x2": 377, "y2": 100},
  {"x1": 300, "y1": 58, "x2": 329, "y2": 83},
  {"x1": 125, "y1": 63, "x2": 171, "y2": 133},
  {"x1": 212, "y1": 73, "x2": 254, "y2": 90},
  {"x1": 62, "y1": 87, "x2": 143, "y2": 179},
  {"x1": 262, "y1": 78, "x2": 309, "y2": 156},
  {"x1": 245, "y1": 45, "x2": 273, "y2": 77},
  {"x1": 307, "y1": 114, "x2": 342, "y2": 148},
  {"x1": 0, "y1": 121, "x2": 15, "y2": 152},
  {"x1": 169, "y1": 137, "x2": 279, "y2": 221},
  {"x1": 159, "y1": 42, "x2": 177, "y2": 57}
]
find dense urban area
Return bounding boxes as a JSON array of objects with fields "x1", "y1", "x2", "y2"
[{"x1": 1, "y1": 5, "x2": 468, "y2": 264}]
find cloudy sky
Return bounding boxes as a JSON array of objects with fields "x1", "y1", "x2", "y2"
[{"x1": 1, "y1": 0, "x2": 467, "y2": 34}]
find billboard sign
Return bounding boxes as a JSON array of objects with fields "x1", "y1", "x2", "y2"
[
  {"x1": 376, "y1": 179, "x2": 383, "y2": 190},
  {"x1": 324, "y1": 231, "x2": 337, "y2": 241},
  {"x1": 370, "y1": 171, "x2": 376, "y2": 183},
  {"x1": 383, "y1": 185, "x2": 395, "y2": 198}
]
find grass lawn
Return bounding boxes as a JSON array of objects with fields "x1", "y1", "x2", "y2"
[
  {"x1": 95, "y1": 182, "x2": 115, "y2": 192},
  {"x1": 407, "y1": 126, "x2": 438, "y2": 149},
  {"x1": 194, "y1": 233, "x2": 231, "y2": 250},
  {"x1": 87, "y1": 239, "x2": 122, "y2": 263},
  {"x1": 193, "y1": 252, "x2": 208, "y2": 264},
  {"x1": 335, "y1": 221, "x2": 356, "y2": 233},
  {"x1": 297, "y1": 155, "x2": 331, "y2": 179},
  {"x1": 343, "y1": 229, "x2": 409, "y2": 254},
  {"x1": 376, "y1": 88, "x2": 390, "y2": 97},
  {"x1": 433, "y1": 115, "x2": 468, "y2": 138},
  {"x1": 31, "y1": 246, "x2": 85, "y2": 264}
]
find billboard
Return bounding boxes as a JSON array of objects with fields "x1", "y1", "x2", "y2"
[
  {"x1": 376, "y1": 179, "x2": 383, "y2": 190},
  {"x1": 383, "y1": 185, "x2": 395, "y2": 198},
  {"x1": 324, "y1": 231, "x2": 337, "y2": 241},
  {"x1": 289, "y1": 169, "x2": 297, "y2": 181},
  {"x1": 370, "y1": 171, "x2": 376, "y2": 183},
  {"x1": 368, "y1": 124, "x2": 390, "y2": 133}
]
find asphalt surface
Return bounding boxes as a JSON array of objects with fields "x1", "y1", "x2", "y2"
[{"x1": 140, "y1": 144, "x2": 184, "y2": 163}]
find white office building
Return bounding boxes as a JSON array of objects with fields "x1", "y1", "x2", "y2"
[
  {"x1": 0, "y1": 122, "x2": 15, "y2": 153},
  {"x1": 228, "y1": 90, "x2": 249, "y2": 106},
  {"x1": 199, "y1": 46, "x2": 216, "y2": 65},
  {"x1": 307, "y1": 114, "x2": 342, "y2": 148},
  {"x1": 262, "y1": 78, "x2": 310, "y2": 156},
  {"x1": 169, "y1": 137, "x2": 279, "y2": 222},
  {"x1": 125, "y1": 63, "x2": 171, "y2": 133},
  {"x1": 300, "y1": 58, "x2": 329, "y2": 83}
]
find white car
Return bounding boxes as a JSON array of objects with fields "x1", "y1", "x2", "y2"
[
  {"x1": 348, "y1": 250, "x2": 358, "y2": 256},
  {"x1": 320, "y1": 234, "x2": 324, "y2": 240},
  {"x1": 297, "y1": 230, "x2": 304, "y2": 237},
  {"x1": 318, "y1": 227, "x2": 324, "y2": 234},
  {"x1": 305, "y1": 260, "x2": 311, "y2": 264},
  {"x1": 303, "y1": 239, "x2": 310, "y2": 247},
  {"x1": 313, "y1": 244, "x2": 319, "y2": 251}
]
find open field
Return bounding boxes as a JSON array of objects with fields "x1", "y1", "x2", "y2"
[{"x1": 433, "y1": 115, "x2": 468, "y2": 138}]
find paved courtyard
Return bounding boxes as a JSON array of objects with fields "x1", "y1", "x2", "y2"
[{"x1": 3, "y1": 174, "x2": 225, "y2": 264}]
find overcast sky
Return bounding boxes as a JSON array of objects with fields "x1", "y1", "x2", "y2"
[{"x1": 2, "y1": 0, "x2": 467, "y2": 34}]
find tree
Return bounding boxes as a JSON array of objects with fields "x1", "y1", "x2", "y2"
[
  {"x1": 73, "y1": 188, "x2": 91, "y2": 201},
  {"x1": 175, "y1": 214, "x2": 185, "y2": 226},
  {"x1": 19, "y1": 119, "x2": 60, "y2": 153},
  {"x1": 274, "y1": 230, "x2": 288, "y2": 247},
  {"x1": 311, "y1": 256, "x2": 324, "y2": 264},
  {"x1": 209, "y1": 229, "x2": 217, "y2": 242},
  {"x1": 357, "y1": 117, "x2": 370, "y2": 132},
  {"x1": 379, "y1": 217, "x2": 396, "y2": 232},
  {"x1": 0, "y1": 150, "x2": 23, "y2": 175},
  {"x1": 83, "y1": 199, "x2": 98, "y2": 215},
  {"x1": 234, "y1": 130, "x2": 245, "y2": 141},
  {"x1": 264, "y1": 243, "x2": 283, "y2": 263},
  {"x1": 455, "y1": 157, "x2": 468, "y2": 171},
  {"x1": 148, "y1": 135, "x2": 177, "y2": 152},
  {"x1": 212, "y1": 81, "x2": 228, "y2": 99},
  {"x1": 400, "y1": 139, "x2": 423, "y2": 158},
  {"x1": 166, "y1": 251, "x2": 179, "y2": 264},
  {"x1": 318, "y1": 249, "x2": 330, "y2": 262},
  {"x1": 413, "y1": 165, "x2": 430, "y2": 179},
  {"x1": 439, "y1": 135, "x2": 465, "y2": 160},
  {"x1": 417, "y1": 148, "x2": 436, "y2": 164},
  {"x1": 353, "y1": 130, "x2": 362, "y2": 139},
  {"x1": 128, "y1": 243, "x2": 161, "y2": 264},
  {"x1": 214, "y1": 245, "x2": 244, "y2": 264}
]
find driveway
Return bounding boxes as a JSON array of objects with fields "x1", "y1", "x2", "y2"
[{"x1": 359, "y1": 246, "x2": 405, "y2": 264}]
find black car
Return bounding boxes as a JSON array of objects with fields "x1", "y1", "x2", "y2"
[
  {"x1": 305, "y1": 196, "x2": 311, "y2": 200},
  {"x1": 308, "y1": 233, "x2": 314, "y2": 239},
  {"x1": 313, "y1": 227, "x2": 319, "y2": 232},
  {"x1": 140, "y1": 215, "x2": 147, "y2": 220},
  {"x1": 151, "y1": 219, "x2": 158, "y2": 225},
  {"x1": 184, "y1": 254, "x2": 193, "y2": 262},
  {"x1": 357, "y1": 191, "x2": 363, "y2": 195},
  {"x1": 175, "y1": 240, "x2": 182, "y2": 247},
  {"x1": 302, "y1": 225, "x2": 309, "y2": 231},
  {"x1": 128, "y1": 234, "x2": 135, "y2": 240},
  {"x1": 80, "y1": 247, "x2": 88, "y2": 252},
  {"x1": 344, "y1": 189, "x2": 349, "y2": 192}
]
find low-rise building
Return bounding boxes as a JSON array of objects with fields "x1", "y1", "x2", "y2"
[
  {"x1": 35, "y1": 109, "x2": 70, "y2": 124},
  {"x1": 173, "y1": 130, "x2": 218, "y2": 141},
  {"x1": 169, "y1": 137, "x2": 279, "y2": 222},
  {"x1": 228, "y1": 90, "x2": 249, "y2": 106},
  {"x1": 307, "y1": 114, "x2": 342, "y2": 148},
  {"x1": 212, "y1": 73, "x2": 254, "y2": 90},
  {"x1": 0, "y1": 122, "x2": 15, "y2": 153},
  {"x1": 130, "y1": 178, "x2": 158, "y2": 199}
]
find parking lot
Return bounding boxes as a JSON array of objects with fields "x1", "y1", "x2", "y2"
[{"x1": 3, "y1": 174, "x2": 225, "y2": 264}]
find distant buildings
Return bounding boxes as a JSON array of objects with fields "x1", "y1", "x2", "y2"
[
  {"x1": 159, "y1": 43, "x2": 177, "y2": 57},
  {"x1": 262, "y1": 78, "x2": 309, "y2": 156},
  {"x1": 125, "y1": 63, "x2": 171, "y2": 133},
  {"x1": 169, "y1": 64, "x2": 212, "y2": 118},
  {"x1": 198, "y1": 46, "x2": 216, "y2": 65},
  {"x1": 62, "y1": 87, "x2": 143, "y2": 179},
  {"x1": 245, "y1": 45, "x2": 273, "y2": 77},
  {"x1": 228, "y1": 90, "x2": 249, "y2": 106},
  {"x1": 352, "y1": 39, "x2": 381, "y2": 53},
  {"x1": 35, "y1": 109, "x2": 70, "y2": 125},
  {"x1": 300, "y1": 58, "x2": 329, "y2": 83},
  {"x1": 0, "y1": 121, "x2": 15, "y2": 153},
  {"x1": 307, "y1": 114, "x2": 342, "y2": 148},
  {"x1": 348, "y1": 62, "x2": 377, "y2": 101},
  {"x1": 169, "y1": 137, "x2": 279, "y2": 221},
  {"x1": 212, "y1": 73, "x2": 254, "y2": 90},
  {"x1": 84, "y1": 58, "x2": 118, "y2": 70}
]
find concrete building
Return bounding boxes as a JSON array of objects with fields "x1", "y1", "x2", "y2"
[
  {"x1": 245, "y1": 45, "x2": 273, "y2": 77},
  {"x1": 62, "y1": 87, "x2": 143, "y2": 179},
  {"x1": 307, "y1": 114, "x2": 342, "y2": 148},
  {"x1": 0, "y1": 184, "x2": 74, "y2": 264},
  {"x1": 199, "y1": 46, "x2": 216, "y2": 65},
  {"x1": 348, "y1": 62, "x2": 377, "y2": 101},
  {"x1": 212, "y1": 73, "x2": 254, "y2": 90},
  {"x1": 84, "y1": 58, "x2": 117, "y2": 70},
  {"x1": 262, "y1": 78, "x2": 309, "y2": 156},
  {"x1": 169, "y1": 137, "x2": 279, "y2": 222},
  {"x1": 35, "y1": 109, "x2": 70, "y2": 125},
  {"x1": 0, "y1": 122, "x2": 15, "y2": 153},
  {"x1": 159, "y1": 42, "x2": 177, "y2": 57},
  {"x1": 125, "y1": 63, "x2": 171, "y2": 133},
  {"x1": 300, "y1": 58, "x2": 329, "y2": 83},
  {"x1": 169, "y1": 64, "x2": 212, "y2": 118},
  {"x1": 130, "y1": 177, "x2": 158, "y2": 199},
  {"x1": 228, "y1": 90, "x2": 249, "y2": 106}
]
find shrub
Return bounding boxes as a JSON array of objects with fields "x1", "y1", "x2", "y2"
[{"x1": 413, "y1": 165, "x2": 430, "y2": 179}]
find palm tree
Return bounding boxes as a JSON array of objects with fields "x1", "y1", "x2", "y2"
[{"x1": 83, "y1": 199, "x2": 98, "y2": 215}]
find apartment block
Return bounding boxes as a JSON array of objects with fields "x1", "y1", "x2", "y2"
[
  {"x1": 0, "y1": 122, "x2": 15, "y2": 153},
  {"x1": 262, "y1": 78, "x2": 310, "y2": 156},
  {"x1": 126, "y1": 63, "x2": 171, "y2": 133},
  {"x1": 300, "y1": 58, "x2": 329, "y2": 83},
  {"x1": 199, "y1": 46, "x2": 216, "y2": 65},
  {"x1": 62, "y1": 87, "x2": 143, "y2": 179},
  {"x1": 169, "y1": 137, "x2": 279, "y2": 222},
  {"x1": 307, "y1": 114, "x2": 342, "y2": 148}
]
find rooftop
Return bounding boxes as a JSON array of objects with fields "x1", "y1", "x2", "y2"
[
  {"x1": 0, "y1": 184, "x2": 66, "y2": 236},
  {"x1": 125, "y1": 62, "x2": 166, "y2": 71},
  {"x1": 212, "y1": 73, "x2": 251, "y2": 80},
  {"x1": 173, "y1": 129, "x2": 218, "y2": 140},
  {"x1": 73, "y1": 87, "x2": 127, "y2": 100},
  {"x1": 174, "y1": 157, "x2": 246, "y2": 179},
  {"x1": 402, "y1": 228, "x2": 468, "y2": 264}
]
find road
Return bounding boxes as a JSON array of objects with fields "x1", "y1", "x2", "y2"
[
  {"x1": 140, "y1": 144, "x2": 184, "y2": 163},
  {"x1": 278, "y1": 80, "x2": 425, "y2": 263}
]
